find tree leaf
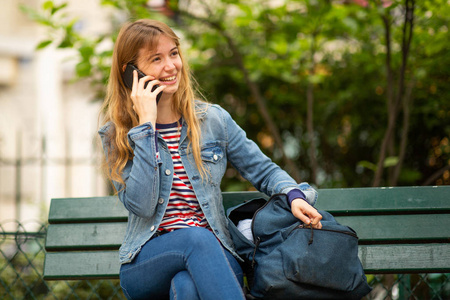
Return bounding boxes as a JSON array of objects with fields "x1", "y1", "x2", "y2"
[
  {"x1": 36, "y1": 40, "x2": 53, "y2": 50},
  {"x1": 76, "y1": 61, "x2": 91, "y2": 77},
  {"x1": 358, "y1": 160, "x2": 377, "y2": 171},
  {"x1": 383, "y1": 156, "x2": 399, "y2": 168},
  {"x1": 79, "y1": 44, "x2": 94, "y2": 60},
  {"x1": 42, "y1": 1, "x2": 53, "y2": 11},
  {"x1": 52, "y1": 3, "x2": 68, "y2": 15}
]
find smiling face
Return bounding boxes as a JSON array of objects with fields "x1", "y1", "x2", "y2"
[{"x1": 136, "y1": 34, "x2": 182, "y2": 97}]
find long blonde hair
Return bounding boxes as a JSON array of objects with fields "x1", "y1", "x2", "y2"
[{"x1": 100, "y1": 19, "x2": 205, "y2": 187}]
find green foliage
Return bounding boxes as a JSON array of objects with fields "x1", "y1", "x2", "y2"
[
  {"x1": 20, "y1": 1, "x2": 162, "y2": 101},
  {"x1": 21, "y1": 0, "x2": 450, "y2": 188},
  {"x1": 358, "y1": 156, "x2": 399, "y2": 172}
]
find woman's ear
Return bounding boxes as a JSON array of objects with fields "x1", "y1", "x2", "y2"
[{"x1": 122, "y1": 64, "x2": 127, "y2": 72}]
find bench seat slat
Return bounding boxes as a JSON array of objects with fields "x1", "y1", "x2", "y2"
[
  {"x1": 44, "y1": 243, "x2": 450, "y2": 280},
  {"x1": 44, "y1": 251, "x2": 120, "y2": 280},
  {"x1": 360, "y1": 244, "x2": 450, "y2": 273}
]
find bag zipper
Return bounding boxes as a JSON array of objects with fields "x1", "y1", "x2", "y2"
[
  {"x1": 250, "y1": 193, "x2": 285, "y2": 268},
  {"x1": 251, "y1": 237, "x2": 261, "y2": 268},
  {"x1": 293, "y1": 224, "x2": 358, "y2": 245},
  {"x1": 297, "y1": 224, "x2": 358, "y2": 238}
]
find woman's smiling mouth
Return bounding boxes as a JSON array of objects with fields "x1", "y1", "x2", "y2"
[{"x1": 160, "y1": 75, "x2": 177, "y2": 82}]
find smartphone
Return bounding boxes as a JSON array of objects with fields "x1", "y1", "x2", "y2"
[{"x1": 122, "y1": 64, "x2": 162, "y2": 103}]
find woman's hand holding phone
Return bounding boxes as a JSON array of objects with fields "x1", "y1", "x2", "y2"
[{"x1": 130, "y1": 69, "x2": 166, "y2": 127}]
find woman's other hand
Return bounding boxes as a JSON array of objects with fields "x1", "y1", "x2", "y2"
[{"x1": 291, "y1": 198, "x2": 322, "y2": 229}]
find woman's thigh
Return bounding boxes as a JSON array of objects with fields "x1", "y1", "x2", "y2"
[{"x1": 119, "y1": 227, "x2": 243, "y2": 300}]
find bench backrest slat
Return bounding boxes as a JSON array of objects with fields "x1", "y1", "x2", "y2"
[
  {"x1": 46, "y1": 223, "x2": 126, "y2": 251},
  {"x1": 317, "y1": 186, "x2": 450, "y2": 214},
  {"x1": 48, "y1": 196, "x2": 127, "y2": 223},
  {"x1": 48, "y1": 192, "x2": 267, "y2": 223},
  {"x1": 48, "y1": 187, "x2": 450, "y2": 224}
]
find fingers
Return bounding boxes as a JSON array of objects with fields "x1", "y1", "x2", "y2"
[
  {"x1": 293, "y1": 209, "x2": 313, "y2": 225},
  {"x1": 131, "y1": 71, "x2": 159, "y2": 94},
  {"x1": 308, "y1": 208, "x2": 323, "y2": 228},
  {"x1": 137, "y1": 75, "x2": 159, "y2": 94},
  {"x1": 130, "y1": 73, "x2": 162, "y2": 106},
  {"x1": 291, "y1": 198, "x2": 323, "y2": 229},
  {"x1": 129, "y1": 72, "x2": 162, "y2": 126},
  {"x1": 139, "y1": 76, "x2": 157, "y2": 91},
  {"x1": 132, "y1": 70, "x2": 139, "y2": 92},
  {"x1": 311, "y1": 220, "x2": 322, "y2": 229},
  {"x1": 151, "y1": 84, "x2": 165, "y2": 95}
]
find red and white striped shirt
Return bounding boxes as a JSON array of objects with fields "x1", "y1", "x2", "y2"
[{"x1": 156, "y1": 121, "x2": 210, "y2": 232}]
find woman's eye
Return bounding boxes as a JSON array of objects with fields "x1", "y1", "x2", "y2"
[
  {"x1": 171, "y1": 51, "x2": 179, "y2": 57},
  {"x1": 152, "y1": 57, "x2": 161, "y2": 62}
]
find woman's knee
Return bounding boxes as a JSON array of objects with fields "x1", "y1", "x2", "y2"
[{"x1": 170, "y1": 271, "x2": 200, "y2": 300}]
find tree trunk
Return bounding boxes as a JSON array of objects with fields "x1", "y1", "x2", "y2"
[
  {"x1": 306, "y1": 35, "x2": 319, "y2": 184},
  {"x1": 306, "y1": 80, "x2": 318, "y2": 183},
  {"x1": 373, "y1": 0, "x2": 414, "y2": 187},
  {"x1": 389, "y1": 0, "x2": 415, "y2": 186},
  {"x1": 373, "y1": 11, "x2": 396, "y2": 187},
  {"x1": 390, "y1": 79, "x2": 414, "y2": 186}
]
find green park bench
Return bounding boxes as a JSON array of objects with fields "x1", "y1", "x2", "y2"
[{"x1": 43, "y1": 186, "x2": 450, "y2": 296}]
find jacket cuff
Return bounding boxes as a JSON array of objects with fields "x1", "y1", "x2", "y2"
[{"x1": 128, "y1": 122, "x2": 156, "y2": 141}]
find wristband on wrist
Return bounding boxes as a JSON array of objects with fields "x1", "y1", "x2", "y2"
[{"x1": 287, "y1": 189, "x2": 307, "y2": 205}]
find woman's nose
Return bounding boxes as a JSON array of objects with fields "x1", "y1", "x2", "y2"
[{"x1": 164, "y1": 59, "x2": 176, "y2": 71}]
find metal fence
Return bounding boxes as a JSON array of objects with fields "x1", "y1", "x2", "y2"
[
  {"x1": 0, "y1": 220, "x2": 449, "y2": 300},
  {"x1": 0, "y1": 220, "x2": 125, "y2": 300}
]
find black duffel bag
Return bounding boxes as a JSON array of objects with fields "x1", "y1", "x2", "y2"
[{"x1": 227, "y1": 193, "x2": 372, "y2": 299}]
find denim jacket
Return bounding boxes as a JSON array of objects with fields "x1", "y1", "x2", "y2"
[{"x1": 98, "y1": 102, "x2": 317, "y2": 264}]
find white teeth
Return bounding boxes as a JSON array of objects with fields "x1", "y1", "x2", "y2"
[{"x1": 160, "y1": 75, "x2": 176, "y2": 82}]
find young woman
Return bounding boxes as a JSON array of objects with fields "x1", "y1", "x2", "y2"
[{"x1": 99, "y1": 19, "x2": 322, "y2": 300}]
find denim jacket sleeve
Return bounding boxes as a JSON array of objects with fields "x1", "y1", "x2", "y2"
[
  {"x1": 218, "y1": 106, "x2": 299, "y2": 197},
  {"x1": 98, "y1": 122, "x2": 160, "y2": 218}
]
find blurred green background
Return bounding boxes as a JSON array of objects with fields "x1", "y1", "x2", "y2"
[
  {"x1": 0, "y1": 2, "x2": 449, "y2": 299},
  {"x1": 22, "y1": 0, "x2": 450, "y2": 191}
]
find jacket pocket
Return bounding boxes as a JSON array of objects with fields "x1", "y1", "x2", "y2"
[{"x1": 201, "y1": 141, "x2": 225, "y2": 185}]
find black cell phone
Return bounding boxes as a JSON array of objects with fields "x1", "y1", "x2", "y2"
[{"x1": 122, "y1": 64, "x2": 162, "y2": 103}]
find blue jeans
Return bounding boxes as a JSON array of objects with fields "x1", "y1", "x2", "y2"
[{"x1": 119, "y1": 227, "x2": 245, "y2": 300}]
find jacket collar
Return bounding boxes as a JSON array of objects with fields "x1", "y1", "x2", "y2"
[{"x1": 195, "y1": 100, "x2": 209, "y2": 120}]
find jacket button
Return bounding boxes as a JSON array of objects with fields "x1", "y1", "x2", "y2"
[
  {"x1": 165, "y1": 169, "x2": 171, "y2": 175},
  {"x1": 158, "y1": 198, "x2": 164, "y2": 204},
  {"x1": 213, "y1": 154, "x2": 218, "y2": 161},
  {"x1": 150, "y1": 225, "x2": 155, "y2": 231}
]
